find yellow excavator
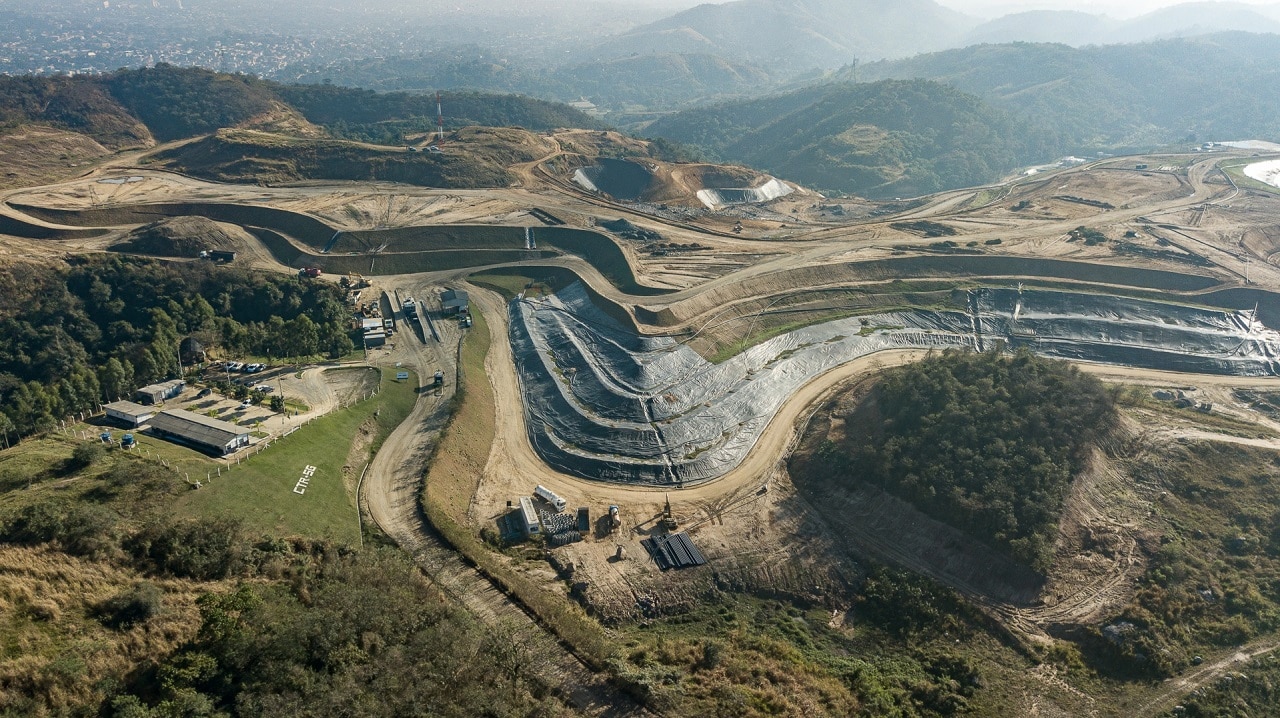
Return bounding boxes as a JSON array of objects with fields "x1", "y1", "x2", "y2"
[{"x1": 340, "y1": 272, "x2": 371, "y2": 290}]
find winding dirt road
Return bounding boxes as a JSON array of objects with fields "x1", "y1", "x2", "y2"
[{"x1": 359, "y1": 282, "x2": 647, "y2": 716}]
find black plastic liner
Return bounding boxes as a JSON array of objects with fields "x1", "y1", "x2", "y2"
[{"x1": 511, "y1": 283, "x2": 1280, "y2": 486}]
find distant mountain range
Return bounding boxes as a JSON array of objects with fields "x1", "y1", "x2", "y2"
[
  {"x1": 577, "y1": 0, "x2": 975, "y2": 70},
  {"x1": 288, "y1": 0, "x2": 1280, "y2": 117},
  {"x1": 643, "y1": 31, "x2": 1280, "y2": 197},
  {"x1": 961, "y1": 2, "x2": 1280, "y2": 46},
  {"x1": 845, "y1": 32, "x2": 1280, "y2": 149}
]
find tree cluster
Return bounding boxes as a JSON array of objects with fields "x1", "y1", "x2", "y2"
[
  {"x1": 821, "y1": 349, "x2": 1117, "y2": 570},
  {"x1": 0, "y1": 255, "x2": 355, "y2": 439},
  {"x1": 103, "y1": 64, "x2": 278, "y2": 142},
  {"x1": 109, "y1": 549, "x2": 559, "y2": 718}
]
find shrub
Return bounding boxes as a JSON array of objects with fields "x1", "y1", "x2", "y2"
[
  {"x1": 125, "y1": 517, "x2": 244, "y2": 579},
  {"x1": 70, "y1": 441, "x2": 106, "y2": 470},
  {"x1": 2, "y1": 501, "x2": 119, "y2": 556},
  {"x1": 96, "y1": 582, "x2": 164, "y2": 629}
]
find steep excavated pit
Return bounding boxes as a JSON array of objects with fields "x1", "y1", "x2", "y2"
[
  {"x1": 572, "y1": 158, "x2": 795, "y2": 207},
  {"x1": 512, "y1": 283, "x2": 1280, "y2": 487},
  {"x1": 696, "y1": 177, "x2": 794, "y2": 208},
  {"x1": 572, "y1": 158, "x2": 656, "y2": 202}
]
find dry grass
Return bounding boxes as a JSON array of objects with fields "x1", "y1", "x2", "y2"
[
  {"x1": 419, "y1": 306, "x2": 616, "y2": 668},
  {"x1": 425, "y1": 309, "x2": 494, "y2": 525},
  {"x1": 0, "y1": 126, "x2": 112, "y2": 190},
  {"x1": 0, "y1": 545, "x2": 227, "y2": 715}
]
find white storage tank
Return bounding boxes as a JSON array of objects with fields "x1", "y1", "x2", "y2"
[{"x1": 534, "y1": 484, "x2": 567, "y2": 512}]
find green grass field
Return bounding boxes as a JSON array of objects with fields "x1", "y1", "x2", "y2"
[{"x1": 172, "y1": 367, "x2": 417, "y2": 544}]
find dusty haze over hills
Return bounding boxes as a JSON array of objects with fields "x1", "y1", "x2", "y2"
[{"x1": 937, "y1": 0, "x2": 1279, "y2": 17}]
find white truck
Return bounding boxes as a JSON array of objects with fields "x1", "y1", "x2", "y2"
[{"x1": 534, "y1": 484, "x2": 567, "y2": 512}]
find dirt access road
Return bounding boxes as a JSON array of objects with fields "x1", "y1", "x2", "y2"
[{"x1": 359, "y1": 280, "x2": 646, "y2": 716}]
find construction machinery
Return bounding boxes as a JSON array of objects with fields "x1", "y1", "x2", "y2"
[
  {"x1": 341, "y1": 272, "x2": 370, "y2": 290},
  {"x1": 660, "y1": 495, "x2": 678, "y2": 531}
]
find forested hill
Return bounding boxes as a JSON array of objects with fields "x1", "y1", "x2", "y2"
[
  {"x1": 284, "y1": 51, "x2": 778, "y2": 114},
  {"x1": 0, "y1": 255, "x2": 357, "y2": 439},
  {"x1": 800, "y1": 350, "x2": 1118, "y2": 571},
  {"x1": 0, "y1": 64, "x2": 603, "y2": 146},
  {"x1": 645, "y1": 79, "x2": 1051, "y2": 198},
  {"x1": 846, "y1": 33, "x2": 1280, "y2": 150}
]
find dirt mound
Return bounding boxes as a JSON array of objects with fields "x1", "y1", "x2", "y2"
[
  {"x1": 0, "y1": 126, "x2": 113, "y2": 190},
  {"x1": 111, "y1": 216, "x2": 241, "y2": 257},
  {"x1": 238, "y1": 101, "x2": 327, "y2": 138},
  {"x1": 153, "y1": 127, "x2": 542, "y2": 189}
]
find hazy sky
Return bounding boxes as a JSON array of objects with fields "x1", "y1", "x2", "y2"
[{"x1": 932, "y1": 0, "x2": 1279, "y2": 19}]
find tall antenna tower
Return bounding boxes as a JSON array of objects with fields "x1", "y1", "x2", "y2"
[{"x1": 436, "y1": 91, "x2": 444, "y2": 143}]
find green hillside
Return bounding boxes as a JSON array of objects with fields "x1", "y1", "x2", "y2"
[
  {"x1": 103, "y1": 66, "x2": 280, "y2": 142},
  {"x1": 647, "y1": 79, "x2": 1048, "y2": 198},
  {"x1": 285, "y1": 52, "x2": 774, "y2": 112},
  {"x1": 0, "y1": 75, "x2": 152, "y2": 148},
  {"x1": 849, "y1": 33, "x2": 1280, "y2": 150},
  {"x1": 0, "y1": 64, "x2": 600, "y2": 150},
  {"x1": 270, "y1": 83, "x2": 605, "y2": 143}
]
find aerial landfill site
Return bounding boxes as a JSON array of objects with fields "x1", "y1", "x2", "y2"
[
  {"x1": 513, "y1": 282, "x2": 1280, "y2": 486},
  {"x1": 10, "y1": 19, "x2": 1280, "y2": 709}
]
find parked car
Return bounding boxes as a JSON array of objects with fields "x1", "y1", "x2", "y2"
[
  {"x1": 225, "y1": 362, "x2": 243, "y2": 372},
  {"x1": 238, "y1": 400, "x2": 252, "y2": 409},
  {"x1": 196, "y1": 388, "x2": 212, "y2": 398},
  {"x1": 254, "y1": 385, "x2": 275, "y2": 393},
  {"x1": 245, "y1": 379, "x2": 258, "y2": 388}
]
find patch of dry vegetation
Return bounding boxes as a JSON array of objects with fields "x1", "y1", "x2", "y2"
[
  {"x1": 424, "y1": 308, "x2": 493, "y2": 525},
  {"x1": 150, "y1": 126, "x2": 544, "y2": 189},
  {"x1": 0, "y1": 545, "x2": 220, "y2": 715},
  {"x1": 0, "y1": 126, "x2": 112, "y2": 189}
]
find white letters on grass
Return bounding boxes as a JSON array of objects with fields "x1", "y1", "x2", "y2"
[{"x1": 293, "y1": 465, "x2": 317, "y2": 495}]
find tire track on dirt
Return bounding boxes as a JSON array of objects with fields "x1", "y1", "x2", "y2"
[{"x1": 361, "y1": 279, "x2": 648, "y2": 717}]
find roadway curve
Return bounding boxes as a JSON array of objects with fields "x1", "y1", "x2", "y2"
[{"x1": 359, "y1": 282, "x2": 647, "y2": 717}]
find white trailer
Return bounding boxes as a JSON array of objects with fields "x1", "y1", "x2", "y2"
[{"x1": 519, "y1": 497, "x2": 540, "y2": 536}]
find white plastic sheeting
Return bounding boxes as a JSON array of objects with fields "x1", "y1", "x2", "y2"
[
  {"x1": 696, "y1": 178, "x2": 794, "y2": 208},
  {"x1": 511, "y1": 283, "x2": 1280, "y2": 487}
]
